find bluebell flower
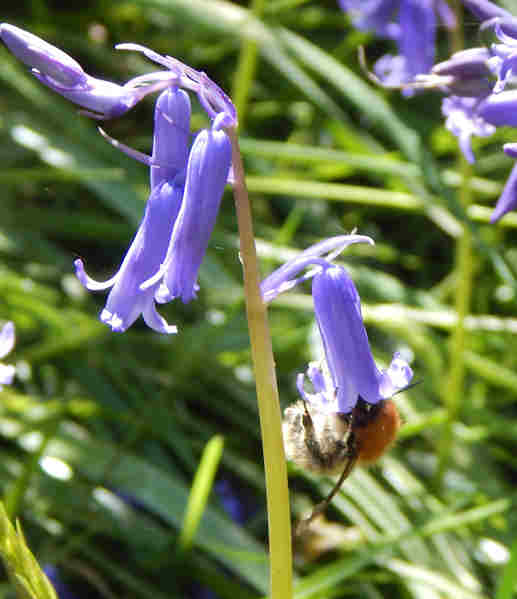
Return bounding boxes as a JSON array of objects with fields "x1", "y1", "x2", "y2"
[
  {"x1": 3, "y1": 24, "x2": 236, "y2": 330},
  {"x1": 75, "y1": 180, "x2": 183, "y2": 333},
  {"x1": 477, "y1": 89, "x2": 517, "y2": 126},
  {"x1": 43, "y1": 565, "x2": 79, "y2": 599},
  {"x1": 0, "y1": 23, "x2": 174, "y2": 119},
  {"x1": 75, "y1": 86, "x2": 191, "y2": 333},
  {"x1": 442, "y1": 95, "x2": 495, "y2": 164},
  {"x1": 430, "y1": 48, "x2": 494, "y2": 97},
  {"x1": 215, "y1": 478, "x2": 257, "y2": 525},
  {"x1": 77, "y1": 90, "x2": 232, "y2": 329},
  {"x1": 141, "y1": 113, "x2": 232, "y2": 304},
  {"x1": 262, "y1": 236, "x2": 413, "y2": 414},
  {"x1": 340, "y1": 0, "x2": 456, "y2": 88},
  {"x1": 0, "y1": 322, "x2": 15, "y2": 389},
  {"x1": 338, "y1": 0, "x2": 400, "y2": 37}
]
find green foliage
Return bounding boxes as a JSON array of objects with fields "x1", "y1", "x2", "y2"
[
  {"x1": 0, "y1": 503, "x2": 57, "y2": 599},
  {"x1": 1, "y1": 1, "x2": 517, "y2": 598}
]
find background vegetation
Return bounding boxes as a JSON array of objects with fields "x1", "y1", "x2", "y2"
[{"x1": 1, "y1": 0, "x2": 517, "y2": 597}]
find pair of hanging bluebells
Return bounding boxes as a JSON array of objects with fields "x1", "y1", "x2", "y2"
[{"x1": 1, "y1": 23, "x2": 234, "y2": 334}]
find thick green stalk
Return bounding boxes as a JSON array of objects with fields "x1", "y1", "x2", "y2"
[
  {"x1": 231, "y1": 0, "x2": 266, "y2": 128},
  {"x1": 227, "y1": 128, "x2": 293, "y2": 599},
  {"x1": 435, "y1": 0, "x2": 474, "y2": 488}
]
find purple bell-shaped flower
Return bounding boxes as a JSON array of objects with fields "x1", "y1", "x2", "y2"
[
  {"x1": 262, "y1": 236, "x2": 413, "y2": 414},
  {"x1": 75, "y1": 86, "x2": 191, "y2": 333},
  {"x1": 0, "y1": 23, "x2": 174, "y2": 119},
  {"x1": 142, "y1": 113, "x2": 232, "y2": 304}
]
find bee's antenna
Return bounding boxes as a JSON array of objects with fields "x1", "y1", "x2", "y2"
[{"x1": 391, "y1": 379, "x2": 423, "y2": 397}]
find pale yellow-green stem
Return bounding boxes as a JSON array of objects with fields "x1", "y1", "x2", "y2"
[
  {"x1": 227, "y1": 127, "x2": 293, "y2": 599},
  {"x1": 435, "y1": 0, "x2": 474, "y2": 488},
  {"x1": 231, "y1": 0, "x2": 266, "y2": 128}
]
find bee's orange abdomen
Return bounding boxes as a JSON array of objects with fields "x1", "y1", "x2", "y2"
[{"x1": 356, "y1": 399, "x2": 400, "y2": 464}]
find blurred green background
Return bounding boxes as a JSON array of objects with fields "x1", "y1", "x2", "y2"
[{"x1": 1, "y1": 1, "x2": 517, "y2": 597}]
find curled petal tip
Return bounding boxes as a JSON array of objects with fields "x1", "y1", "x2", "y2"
[
  {"x1": 379, "y1": 353, "x2": 414, "y2": 398},
  {"x1": 100, "y1": 309, "x2": 126, "y2": 333},
  {"x1": 74, "y1": 258, "x2": 117, "y2": 291},
  {"x1": 143, "y1": 304, "x2": 178, "y2": 334}
]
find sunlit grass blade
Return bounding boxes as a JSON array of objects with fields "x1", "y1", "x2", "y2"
[{"x1": 179, "y1": 434, "x2": 225, "y2": 551}]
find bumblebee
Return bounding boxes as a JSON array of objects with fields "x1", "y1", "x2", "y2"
[{"x1": 283, "y1": 397, "x2": 400, "y2": 533}]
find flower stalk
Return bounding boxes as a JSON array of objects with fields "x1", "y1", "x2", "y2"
[{"x1": 227, "y1": 128, "x2": 293, "y2": 599}]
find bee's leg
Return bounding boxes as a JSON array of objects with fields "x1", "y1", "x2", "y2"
[
  {"x1": 295, "y1": 435, "x2": 358, "y2": 536},
  {"x1": 301, "y1": 404, "x2": 321, "y2": 460}
]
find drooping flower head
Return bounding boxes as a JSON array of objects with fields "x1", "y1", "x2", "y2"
[
  {"x1": 71, "y1": 50, "x2": 233, "y2": 331},
  {"x1": 428, "y1": 1, "x2": 517, "y2": 221},
  {"x1": 0, "y1": 322, "x2": 15, "y2": 389},
  {"x1": 145, "y1": 114, "x2": 232, "y2": 305},
  {"x1": 0, "y1": 23, "x2": 174, "y2": 119},
  {"x1": 1, "y1": 23, "x2": 237, "y2": 333},
  {"x1": 262, "y1": 236, "x2": 413, "y2": 414},
  {"x1": 340, "y1": 0, "x2": 456, "y2": 89},
  {"x1": 74, "y1": 85, "x2": 192, "y2": 333}
]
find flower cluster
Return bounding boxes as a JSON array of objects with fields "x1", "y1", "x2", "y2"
[
  {"x1": 1, "y1": 24, "x2": 234, "y2": 333},
  {"x1": 1, "y1": 24, "x2": 415, "y2": 422},
  {"x1": 261, "y1": 236, "x2": 413, "y2": 414},
  {"x1": 430, "y1": 0, "x2": 517, "y2": 221},
  {"x1": 339, "y1": 0, "x2": 456, "y2": 90}
]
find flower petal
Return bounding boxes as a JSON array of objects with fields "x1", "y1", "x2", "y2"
[
  {"x1": 312, "y1": 265, "x2": 381, "y2": 413},
  {"x1": 261, "y1": 234, "x2": 374, "y2": 302},
  {"x1": 398, "y1": 0, "x2": 436, "y2": 79},
  {"x1": 150, "y1": 87, "x2": 191, "y2": 190},
  {"x1": 0, "y1": 322, "x2": 15, "y2": 359},
  {"x1": 74, "y1": 259, "x2": 119, "y2": 291},
  {"x1": 478, "y1": 89, "x2": 517, "y2": 127},
  {"x1": 0, "y1": 23, "x2": 175, "y2": 119},
  {"x1": 151, "y1": 125, "x2": 232, "y2": 304},
  {"x1": 491, "y1": 160, "x2": 517, "y2": 222},
  {"x1": 379, "y1": 352, "x2": 413, "y2": 398},
  {"x1": 102, "y1": 180, "x2": 183, "y2": 332}
]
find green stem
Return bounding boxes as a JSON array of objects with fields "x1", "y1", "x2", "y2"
[
  {"x1": 435, "y1": 0, "x2": 473, "y2": 489},
  {"x1": 227, "y1": 128, "x2": 293, "y2": 599},
  {"x1": 231, "y1": 0, "x2": 266, "y2": 128}
]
